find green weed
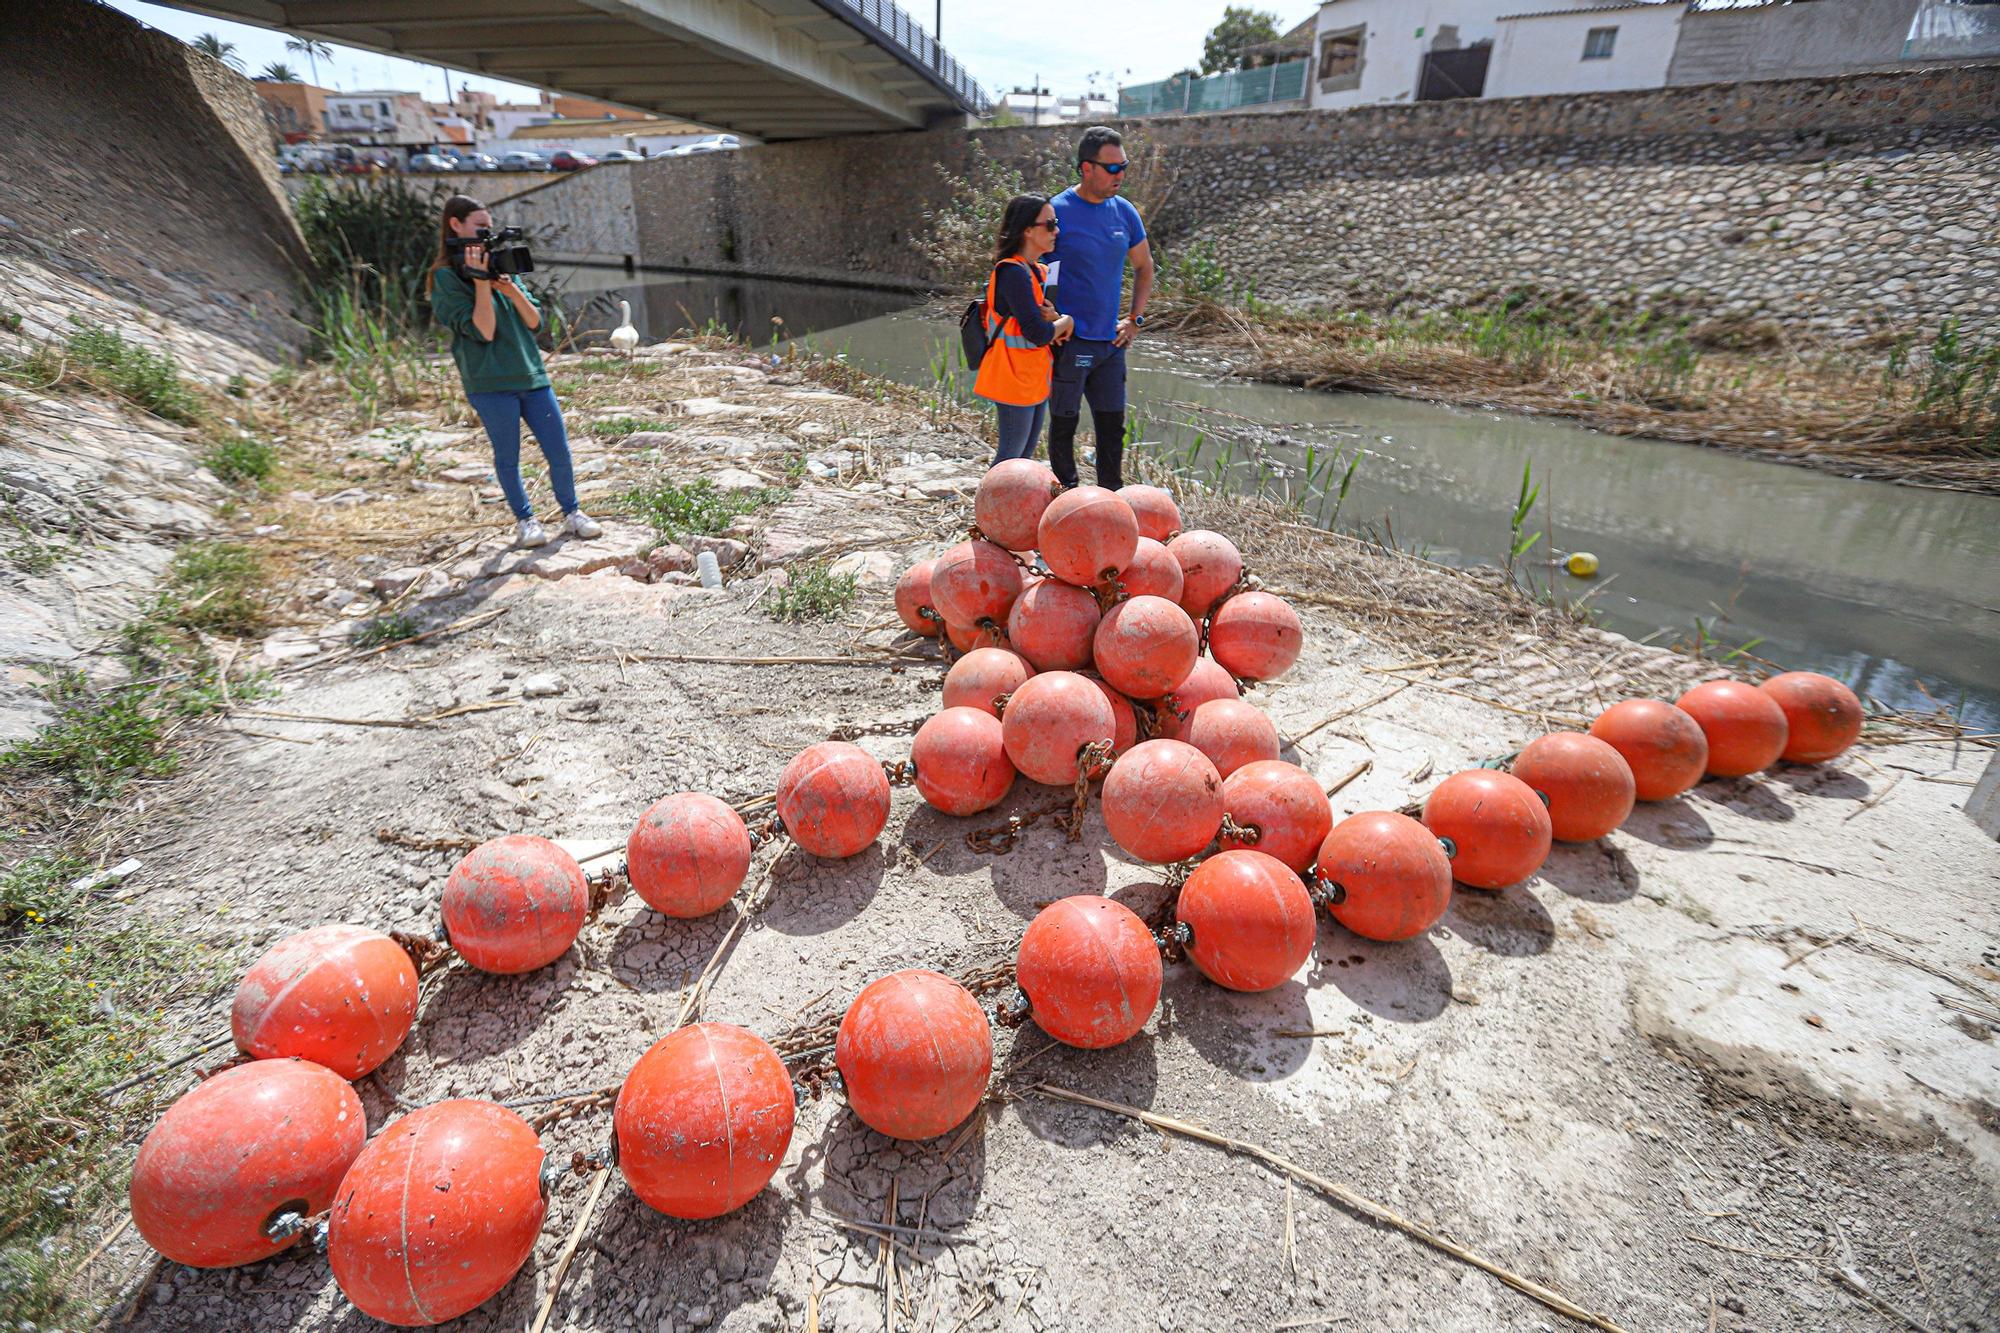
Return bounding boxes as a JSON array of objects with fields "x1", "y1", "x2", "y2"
[
  {"x1": 167, "y1": 541, "x2": 266, "y2": 636},
  {"x1": 356, "y1": 613, "x2": 418, "y2": 648},
  {"x1": 225, "y1": 373, "x2": 250, "y2": 399},
  {"x1": 625, "y1": 477, "x2": 785, "y2": 539},
  {"x1": 201, "y1": 434, "x2": 277, "y2": 486},
  {"x1": 15, "y1": 323, "x2": 204, "y2": 424},
  {"x1": 589, "y1": 416, "x2": 669, "y2": 437},
  {"x1": 770, "y1": 562, "x2": 858, "y2": 622},
  {"x1": 0, "y1": 670, "x2": 176, "y2": 800}
]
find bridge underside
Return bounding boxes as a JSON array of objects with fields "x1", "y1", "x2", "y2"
[{"x1": 161, "y1": 0, "x2": 983, "y2": 139}]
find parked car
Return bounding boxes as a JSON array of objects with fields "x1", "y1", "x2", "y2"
[
  {"x1": 457, "y1": 153, "x2": 501, "y2": 172},
  {"x1": 599, "y1": 149, "x2": 646, "y2": 163},
  {"x1": 676, "y1": 134, "x2": 741, "y2": 156},
  {"x1": 408, "y1": 153, "x2": 456, "y2": 172},
  {"x1": 549, "y1": 150, "x2": 598, "y2": 170},
  {"x1": 499, "y1": 151, "x2": 551, "y2": 171}
]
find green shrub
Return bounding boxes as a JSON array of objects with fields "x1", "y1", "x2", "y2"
[
  {"x1": 0, "y1": 670, "x2": 175, "y2": 800},
  {"x1": 58, "y1": 323, "x2": 201, "y2": 423},
  {"x1": 356, "y1": 613, "x2": 418, "y2": 647},
  {"x1": 770, "y1": 561, "x2": 858, "y2": 622},
  {"x1": 167, "y1": 541, "x2": 266, "y2": 635},
  {"x1": 626, "y1": 477, "x2": 784, "y2": 539},
  {"x1": 201, "y1": 434, "x2": 277, "y2": 485}
]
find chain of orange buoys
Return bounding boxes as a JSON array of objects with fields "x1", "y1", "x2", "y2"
[{"x1": 118, "y1": 463, "x2": 1870, "y2": 1333}]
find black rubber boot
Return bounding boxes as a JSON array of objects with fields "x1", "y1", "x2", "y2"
[
  {"x1": 1092, "y1": 409, "x2": 1126, "y2": 490},
  {"x1": 1047, "y1": 413, "x2": 1082, "y2": 488}
]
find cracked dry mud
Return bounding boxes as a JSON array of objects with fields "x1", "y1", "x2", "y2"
[{"x1": 84, "y1": 349, "x2": 2000, "y2": 1333}]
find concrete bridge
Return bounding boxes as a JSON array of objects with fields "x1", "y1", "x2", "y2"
[{"x1": 154, "y1": 0, "x2": 989, "y2": 139}]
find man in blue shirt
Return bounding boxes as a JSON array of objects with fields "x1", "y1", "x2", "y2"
[{"x1": 1046, "y1": 126, "x2": 1155, "y2": 491}]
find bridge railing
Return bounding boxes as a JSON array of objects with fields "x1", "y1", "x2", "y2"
[{"x1": 819, "y1": 0, "x2": 992, "y2": 113}]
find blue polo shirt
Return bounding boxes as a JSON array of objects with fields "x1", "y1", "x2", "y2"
[{"x1": 1049, "y1": 187, "x2": 1146, "y2": 343}]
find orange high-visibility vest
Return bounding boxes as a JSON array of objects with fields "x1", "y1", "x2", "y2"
[{"x1": 973, "y1": 257, "x2": 1052, "y2": 408}]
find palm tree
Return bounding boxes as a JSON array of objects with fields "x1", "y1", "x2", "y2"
[
  {"x1": 259, "y1": 61, "x2": 301, "y2": 83},
  {"x1": 286, "y1": 36, "x2": 333, "y2": 85},
  {"x1": 192, "y1": 32, "x2": 244, "y2": 71}
]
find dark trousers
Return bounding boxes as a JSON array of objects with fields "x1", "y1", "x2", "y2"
[{"x1": 1046, "y1": 339, "x2": 1127, "y2": 490}]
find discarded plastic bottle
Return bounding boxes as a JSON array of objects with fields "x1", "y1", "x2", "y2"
[{"x1": 696, "y1": 550, "x2": 722, "y2": 588}]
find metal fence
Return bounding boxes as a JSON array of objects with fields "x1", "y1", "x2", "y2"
[
  {"x1": 817, "y1": 0, "x2": 993, "y2": 113},
  {"x1": 1118, "y1": 60, "x2": 1309, "y2": 118}
]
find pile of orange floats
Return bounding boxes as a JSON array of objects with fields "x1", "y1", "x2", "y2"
[{"x1": 124, "y1": 468, "x2": 1874, "y2": 1326}]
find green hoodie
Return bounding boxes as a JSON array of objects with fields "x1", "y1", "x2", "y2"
[{"x1": 430, "y1": 267, "x2": 551, "y2": 395}]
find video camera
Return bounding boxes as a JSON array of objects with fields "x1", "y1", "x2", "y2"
[{"x1": 446, "y1": 226, "x2": 534, "y2": 280}]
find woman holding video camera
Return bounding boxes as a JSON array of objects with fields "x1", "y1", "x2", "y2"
[{"x1": 429, "y1": 195, "x2": 600, "y2": 547}]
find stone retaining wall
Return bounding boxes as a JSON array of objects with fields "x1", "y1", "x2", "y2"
[
  {"x1": 522, "y1": 63, "x2": 1999, "y2": 340},
  {"x1": 0, "y1": 0, "x2": 311, "y2": 353}
]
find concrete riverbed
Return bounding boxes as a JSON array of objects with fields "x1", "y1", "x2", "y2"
[{"x1": 9, "y1": 305, "x2": 1993, "y2": 1330}]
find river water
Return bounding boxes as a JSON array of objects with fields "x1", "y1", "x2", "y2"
[{"x1": 552, "y1": 267, "x2": 2000, "y2": 730}]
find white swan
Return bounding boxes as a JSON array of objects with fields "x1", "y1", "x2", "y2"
[{"x1": 609, "y1": 299, "x2": 639, "y2": 356}]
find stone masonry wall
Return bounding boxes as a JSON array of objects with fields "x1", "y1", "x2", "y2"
[
  {"x1": 540, "y1": 63, "x2": 2000, "y2": 340},
  {"x1": 0, "y1": 0, "x2": 312, "y2": 354}
]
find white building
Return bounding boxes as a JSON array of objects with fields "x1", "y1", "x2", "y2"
[
  {"x1": 1307, "y1": 0, "x2": 1686, "y2": 108},
  {"x1": 996, "y1": 88, "x2": 1117, "y2": 126},
  {"x1": 1486, "y1": 3, "x2": 1686, "y2": 98},
  {"x1": 322, "y1": 89, "x2": 434, "y2": 146}
]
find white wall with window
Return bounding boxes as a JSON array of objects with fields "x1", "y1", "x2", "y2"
[
  {"x1": 1309, "y1": 0, "x2": 1678, "y2": 109},
  {"x1": 1485, "y1": 3, "x2": 1686, "y2": 99}
]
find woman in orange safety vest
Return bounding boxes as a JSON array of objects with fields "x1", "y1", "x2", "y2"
[{"x1": 973, "y1": 194, "x2": 1073, "y2": 467}]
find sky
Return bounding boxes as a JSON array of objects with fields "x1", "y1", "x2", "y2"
[{"x1": 106, "y1": 1, "x2": 1319, "y2": 104}]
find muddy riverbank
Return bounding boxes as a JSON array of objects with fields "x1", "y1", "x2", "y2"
[{"x1": 10, "y1": 322, "x2": 1995, "y2": 1330}]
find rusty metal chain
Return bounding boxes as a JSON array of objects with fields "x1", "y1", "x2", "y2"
[
  {"x1": 745, "y1": 814, "x2": 785, "y2": 850},
  {"x1": 881, "y1": 758, "x2": 918, "y2": 787},
  {"x1": 831, "y1": 717, "x2": 925, "y2": 741},
  {"x1": 1218, "y1": 812, "x2": 1262, "y2": 846},
  {"x1": 964, "y1": 800, "x2": 1068, "y2": 855},
  {"x1": 391, "y1": 929, "x2": 455, "y2": 977},
  {"x1": 1197, "y1": 566, "x2": 1254, "y2": 656}
]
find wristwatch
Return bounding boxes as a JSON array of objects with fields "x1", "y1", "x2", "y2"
[{"x1": 1130, "y1": 314, "x2": 1146, "y2": 327}]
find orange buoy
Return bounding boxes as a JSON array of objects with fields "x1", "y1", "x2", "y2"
[
  {"x1": 1166, "y1": 530, "x2": 1243, "y2": 619},
  {"x1": 1120, "y1": 536, "x2": 1185, "y2": 604},
  {"x1": 231, "y1": 925, "x2": 418, "y2": 1080},
  {"x1": 1015, "y1": 897, "x2": 1161, "y2": 1049},
  {"x1": 616, "y1": 1023, "x2": 795, "y2": 1220},
  {"x1": 974, "y1": 458, "x2": 1061, "y2": 551},
  {"x1": 627, "y1": 792, "x2": 752, "y2": 919},
  {"x1": 1759, "y1": 671, "x2": 1863, "y2": 763},
  {"x1": 777, "y1": 741, "x2": 891, "y2": 858},
  {"x1": 327, "y1": 1100, "x2": 545, "y2": 1326},
  {"x1": 1154, "y1": 657, "x2": 1240, "y2": 742},
  {"x1": 944, "y1": 618, "x2": 1009, "y2": 654},
  {"x1": 1185, "y1": 698, "x2": 1280, "y2": 778},
  {"x1": 942, "y1": 646, "x2": 1035, "y2": 717},
  {"x1": 1208, "y1": 591, "x2": 1303, "y2": 682},
  {"x1": 929, "y1": 539, "x2": 1024, "y2": 630},
  {"x1": 999, "y1": 670, "x2": 1115, "y2": 786},
  {"x1": 912, "y1": 708, "x2": 1015, "y2": 816},
  {"x1": 1221, "y1": 760, "x2": 1333, "y2": 873},
  {"x1": 1093, "y1": 595, "x2": 1199, "y2": 701},
  {"x1": 1676, "y1": 680, "x2": 1789, "y2": 778},
  {"x1": 131, "y1": 1060, "x2": 364, "y2": 1269},
  {"x1": 1119, "y1": 484, "x2": 1182, "y2": 543},
  {"x1": 1315, "y1": 811, "x2": 1452, "y2": 942},
  {"x1": 1588, "y1": 699, "x2": 1709, "y2": 801},
  {"x1": 894, "y1": 559, "x2": 940, "y2": 637},
  {"x1": 1175, "y1": 849, "x2": 1315, "y2": 992},
  {"x1": 1085, "y1": 674, "x2": 1140, "y2": 755},
  {"x1": 1005, "y1": 578, "x2": 1101, "y2": 672},
  {"x1": 1037, "y1": 485, "x2": 1139, "y2": 587},
  {"x1": 1421, "y1": 770, "x2": 1552, "y2": 890},
  {"x1": 1102, "y1": 739, "x2": 1225, "y2": 864},
  {"x1": 1513, "y1": 733, "x2": 1636, "y2": 843},
  {"x1": 442, "y1": 834, "x2": 589, "y2": 974},
  {"x1": 836, "y1": 970, "x2": 992, "y2": 1140}
]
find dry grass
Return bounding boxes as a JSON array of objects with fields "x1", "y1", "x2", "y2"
[{"x1": 1153, "y1": 299, "x2": 2000, "y2": 494}]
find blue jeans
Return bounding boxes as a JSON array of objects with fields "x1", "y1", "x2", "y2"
[
  {"x1": 465, "y1": 385, "x2": 579, "y2": 521},
  {"x1": 992, "y1": 400, "x2": 1046, "y2": 467}
]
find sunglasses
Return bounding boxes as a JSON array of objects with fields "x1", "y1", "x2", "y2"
[
  {"x1": 1083, "y1": 158, "x2": 1128, "y2": 175},
  {"x1": 1033, "y1": 219, "x2": 1060, "y2": 231}
]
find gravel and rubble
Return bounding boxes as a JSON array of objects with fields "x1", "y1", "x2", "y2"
[{"x1": 18, "y1": 333, "x2": 1999, "y2": 1332}]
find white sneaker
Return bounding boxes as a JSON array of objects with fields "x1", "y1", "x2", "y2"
[
  {"x1": 562, "y1": 510, "x2": 603, "y2": 540},
  {"x1": 514, "y1": 518, "x2": 551, "y2": 548}
]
